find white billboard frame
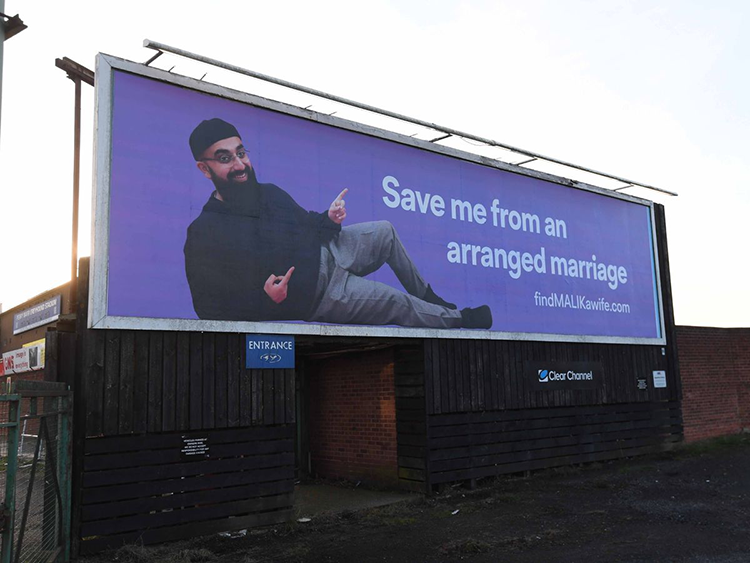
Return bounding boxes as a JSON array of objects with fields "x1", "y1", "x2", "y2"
[{"x1": 90, "y1": 53, "x2": 667, "y2": 345}]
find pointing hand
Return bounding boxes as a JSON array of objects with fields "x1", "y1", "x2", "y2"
[
  {"x1": 328, "y1": 188, "x2": 348, "y2": 224},
  {"x1": 264, "y1": 266, "x2": 295, "y2": 304}
]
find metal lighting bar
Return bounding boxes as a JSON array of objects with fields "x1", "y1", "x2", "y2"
[{"x1": 142, "y1": 39, "x2": 677, "y2": 197}]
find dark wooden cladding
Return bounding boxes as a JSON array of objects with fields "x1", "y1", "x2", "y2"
[
  {"x1": 428, "y1": 403, "x2": 682, "y2": 484},
  {"x1": 425, "y1": 339, "x2": 676, "y2": 415},
  {"x1": 79, "y1": 425, "x2": 294, "y2": 553},
  {"x1": 395, "y1": 345, "x2": 428, "y2": 491},
  {"x1": 80, "y1": 328, "x2": 295, "y2": 437}
]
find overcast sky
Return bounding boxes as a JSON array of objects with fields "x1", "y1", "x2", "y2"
[{"x1": 1, "y1": 0, "x2": 748, "y2": 327}]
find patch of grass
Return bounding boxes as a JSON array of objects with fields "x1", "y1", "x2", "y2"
[
  {"x1": 492, "y1": 492, "x2": 522, "y2": 503},
  {"x1": 279, "y1": 544, "x2": 310, "y2": 561},
  {"x1": 109, "y1": 544, "x2": 216, "y2": 563},
  {"x1": 440, "y1": 538, "x2": 493, "y2": 555},
  {"x1": 358, "y1": 500, "x2": 420, "y2": 526},
  {"x1": 380, "y1": 516, "x2": 417, "y2": 526},
  {"x1": 590, "y1": 479, "x2": 612, "y2": 489},
  {"x1": 676, "y1": 433, "x2": 750, "y2": 457}
]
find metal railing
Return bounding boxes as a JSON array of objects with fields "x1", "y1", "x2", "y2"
[{"x1": 0, "y1": 381, "x2": 71, "y2": 563}]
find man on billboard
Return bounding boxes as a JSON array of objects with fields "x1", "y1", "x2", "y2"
[{"x1": 184, "y1": 118, "x2": 492, "y2": 329}]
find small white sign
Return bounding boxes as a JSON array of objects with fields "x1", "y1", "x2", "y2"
[{"x1": 653, "y1": 370, "x2": 667, "y2": 388}]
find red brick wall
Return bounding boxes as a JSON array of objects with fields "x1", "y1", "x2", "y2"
[
  {"x1": 308, "y1": 348, "x2": 399, "y2": 485},
  {"x1": 678, "y1": 326, "x2": 750, "y2": 442}
]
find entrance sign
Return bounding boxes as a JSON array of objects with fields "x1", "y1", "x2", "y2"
[
  {"x1": 90, "y1": 54, "x2": 665, "y2": 344},
  {"x1": 246, "y1": 335, "x2": 295, "y2": 369}
]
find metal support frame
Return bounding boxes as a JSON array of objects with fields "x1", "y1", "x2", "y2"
[
  {"x1": 54, "y1": 57, "x2": 94, "y2": 315},
  {"x1": 142, "y1": 39, "x2": 677, "y2": 198}
]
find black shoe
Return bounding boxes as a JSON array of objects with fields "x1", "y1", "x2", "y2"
[
  {"x1": 423, "y1": 284, "x2": 457, "y2": 309},
  {"x1": 460, "y1": 305, "x2": 492, "y2": 329}
]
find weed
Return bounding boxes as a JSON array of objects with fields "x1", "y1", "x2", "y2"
[
  {"x1": 109, "y1": 544, "x2": 215, "y2": 563},
  {"x1": 675, "y1": 434, "x2": 750, "y2": 457},
  {"x1": 440, "y1": 538, "x2": 493, "y2": 555}
]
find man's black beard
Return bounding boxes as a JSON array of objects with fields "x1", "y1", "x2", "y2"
[{"x1": 210, "y1": 164, "x2": 256, "y2": 208}]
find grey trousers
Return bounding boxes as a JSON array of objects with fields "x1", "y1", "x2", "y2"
[{"x1": 308, "y1": 221, "x2": 462, "y2": 328}]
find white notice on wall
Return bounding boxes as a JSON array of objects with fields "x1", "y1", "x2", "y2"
[{"x1": 652, "y1": 370, "x2": 667, "y2": 388}]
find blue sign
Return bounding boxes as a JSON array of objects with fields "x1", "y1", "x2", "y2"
[
  {"x1": 245, "y1": 335, "x2": 295, "y2": 369},
  {"x1": 13, "y1": 295, "x2": 62, "y2": 335}
]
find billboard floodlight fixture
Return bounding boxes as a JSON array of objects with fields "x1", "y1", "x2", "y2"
[
  {"x1": 429, "y1": 133, "x2": 452, "y2": 143},
  {"x1": 613, "y1": 184, "x2": 634, "y2": 192},
  {"x1": 144, "y1": 50, "x2": 163, "y2": 66},
  {"x1": 515, "y1": 157, "x2": 538, "y2": 167},
  {"x1": 0, "y1": 12, "x2": 27, "y2": 40},
  {"x1": 141, "y1": 38, "x2": 677, "y2": 198}
]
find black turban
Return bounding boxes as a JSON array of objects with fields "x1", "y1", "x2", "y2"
[{"x1": 189, "y1": 118, "x2": 241, "y2": 160}]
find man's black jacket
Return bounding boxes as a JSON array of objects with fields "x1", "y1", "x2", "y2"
[{"x1": 184, "y1": 170, "x2": 340, "y2": 321}]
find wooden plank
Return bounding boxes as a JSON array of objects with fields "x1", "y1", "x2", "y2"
[
  {"x1": 439, "y1": 339, "x2": 451, "y2": 413},
  {"x1": 147, "y1": 332, "x2": 164, "y2": 433},
  {"x1": 476, "y1": 340, "x2": 486, "y2": 410},
  {"x1": 84, "y1": 327, "x2": 106, "y2": 436},
  {"x1": 431, "y1": 340, "x2": 441, "y2": 414},
  {"x1": 285, "y1": 369, "x2": 295, "y2": 425},
  {"x1": 102, "y1": 331, "x2": 121, "y2": 436},
  {"x1": 162, "y1": 332, "x2": 177, "y2": 432},
  {"x1": 80, "y1": 508, "x2": 291, "y2": 554},
  {"x1": 426, "y1": 340, "x2": 435, "y2": 415},
  {"x1": 132, "y1": 331, "x2": 149, "y2": 434},
  {"x1": 274, "y1": 369, "x2": 285, "y2": 425},
  {"x1": 202, "y1": 332, "x2": 216, "y2": 428},
  {"x1": 484, "y1": 340, "x2": 494, "y2": 409},
  {"x1": 241, "y1": 366, "x2": 254, "y2": 426},
  {"x1": 84, "y1": 424, "x2": 295, "y2": 454},
  {"x1": 175, "y1": 332, "x2": 191, "y2": 430},
  {"x1": 214, "y1": 334, "x2": 228, "y2": 428},
  {"x1": 118, "y1": 332, "x2": 135, "y2": 434},
  {"x1": 189, "y1": 332, "x2": 203, "y2": 429},
  {"x1": 82, "y1": 493, "x2": 293, "y2": 537},
  {"x1": 82, "y1": 479, "x2": 293, "y2": 522},
  {"x1": 263, "y1": 370, "x2": 275, "y2": 426},
  {"x1": 84, "y1": 438, "x2": 295, "y2": 472},
  {"x1": 83, "y1": 452, "x2": 295, "y2": 488},
  {"x1": 83, "y1": 465, "x2": 295, "y2": 505},
  {"x1": 227, "y1": 334, "x2": 240, "y2": 427}
]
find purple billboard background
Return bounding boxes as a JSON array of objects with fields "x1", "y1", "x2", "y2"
[{"x1": 106, "y1": 70, "x2": 661, "y2": 339}]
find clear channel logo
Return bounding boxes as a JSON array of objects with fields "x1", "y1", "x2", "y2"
[{"x1": 537, "y1": 368, "x2": 594, "y2": 382}]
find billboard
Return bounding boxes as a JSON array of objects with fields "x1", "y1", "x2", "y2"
[{"x1": 90, "y1": 54, "x2": 665, "y2": 344}]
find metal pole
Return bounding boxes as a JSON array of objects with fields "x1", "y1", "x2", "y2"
[
  {"x1": 1, "y1": 395, "x2": 21, "y2": 563},
  {"x1": 0, "y1": 0, "x2": 6, "y2": 145},
  {"x1": 70, "y1": 77, "x2": 81, "y2": 313},
  {"x1": 56, "y1": 57, "x2": 93, "y2": 313},
  {"x1": 143, "y1": 38, "x2": 678, "y2": 197}
]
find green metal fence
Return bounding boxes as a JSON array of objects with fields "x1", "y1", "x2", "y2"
[{"x1": 0, "y1": 381, "x2": 71, "y2": 563}]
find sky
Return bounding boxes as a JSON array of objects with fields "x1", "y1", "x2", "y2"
[{"x1": 0, "y1": 0, "x2": 748, "y2": 327}]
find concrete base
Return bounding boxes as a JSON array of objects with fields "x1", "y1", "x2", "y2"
[{"x1": 294, "y1": 482, "x2": 414, "y2": 519}]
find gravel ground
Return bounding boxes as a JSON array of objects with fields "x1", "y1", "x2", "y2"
[{"x1": 80, "y1": 433, "x2": 750, "y2": 563}]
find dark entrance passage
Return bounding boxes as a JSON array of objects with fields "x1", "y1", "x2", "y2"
[{"x1": 295, "y1": 344, "x2": 401, "y2": 488}]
